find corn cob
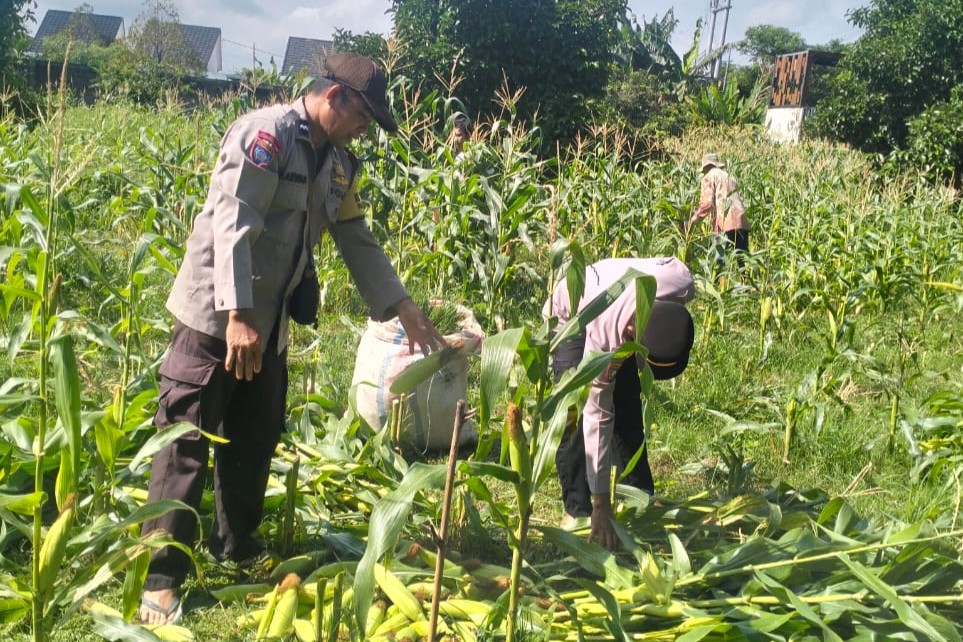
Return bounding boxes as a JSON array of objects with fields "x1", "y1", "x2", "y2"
[
  {"x1": 37, "y1": 493, "x2": 76, "y2": 600},
  {"x1": 293, "y1": 617, "x2": 316, "y2": 642},
  {"x1": 265, "y1": 573, "x2": 302, "y2": 639},
  {"x1": 437, "y1": 598, "x2": 492, "y2": 624},
  {"x1": 374, "y1": 563, "x2": 425, "y2": 622},
  {"x1": 370, "y1": 609, "x2": 412, "y2": 637}
]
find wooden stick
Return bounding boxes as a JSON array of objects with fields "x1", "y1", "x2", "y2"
[{"x1": 428, "y1": 400, "x2": 465, "y2": 642}]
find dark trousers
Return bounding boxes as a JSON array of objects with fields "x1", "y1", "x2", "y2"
[
  {"x1": 142, "y1": 321, "x2": 287, "y2": 590},
  {"x1": 556, "y1": 359, "x2": 654, "y2": 518},
  {"x1": 714, "y1": 229, "x2": 750, "y2": 267}
]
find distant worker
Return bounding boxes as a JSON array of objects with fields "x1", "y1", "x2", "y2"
[
  {"x1": 450, "y1": 113, "x2": 472, "y2": 159},
  {"x1": 688, "y1": 153, "x2": 749, "y2": 266},
  {"x1": 546, "y1": 257, "x2": 695, "y2": 550}
]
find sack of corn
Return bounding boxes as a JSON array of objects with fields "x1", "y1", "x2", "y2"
[{"x1": 352, "y1": 302, "x2": 483, "y2": 450}]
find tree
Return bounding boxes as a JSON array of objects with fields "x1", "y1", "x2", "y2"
[
  {"x1": 333, "y1": 29, "x2": 388, "y2": 62},
  {"x1": 1, "y1": 0, "x2": 36, "y2": 89},
  {"x1": 40, "y1": 3, "x2": 114, "y2": 67},
  {"x1": 390, "y1": 0, "x2": 629, "y2": 147},
  {"x1": 126, "y1": 0, "x2": 202, "y2": 73},
  {"x1": 736, "y1": 25, "x2": 807, "y2": 66},
  {"x1": 808, "y1": 0, "x2": 963, "y2": 154}
]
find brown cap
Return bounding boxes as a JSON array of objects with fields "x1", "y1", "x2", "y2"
[{"x1": 323, "y1": 53, "x2": 398, "y2": 133}]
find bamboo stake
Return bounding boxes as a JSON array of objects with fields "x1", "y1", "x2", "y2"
[{"x1": 428, "y1": 399, "x2": 465, "y2": 642}]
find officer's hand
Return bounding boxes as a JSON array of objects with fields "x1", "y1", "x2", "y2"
[
  {"x1": 588, "y1": 494, "x2": 617, "y2": 551},
  {"x1": 225, "y1": 309, "x2": 263, "y2": 381},
  {"x1": 395, "y1": 297, "x2": 446, "y2": 356}
]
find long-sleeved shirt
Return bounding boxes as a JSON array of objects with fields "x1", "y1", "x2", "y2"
[
  {"x1": 167, "y1": 99, "x2": 408, "y2": 353},
  {"x1": 693, "y1": 167, "x2": 748, "y2": 233},
  {"x1": 546, "y1": 257, "x2": 695, "y2": 494}
]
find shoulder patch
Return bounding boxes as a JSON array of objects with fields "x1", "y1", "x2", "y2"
[
  {"x1": 298, "y1": 120, "x2": 311, "y2": 138},
  {"x1": 249, "y1": 130, "x2": 281, "y2": 168}
]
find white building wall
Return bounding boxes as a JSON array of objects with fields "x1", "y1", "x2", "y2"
[{"x1": 765, "y1": 107, "x2": 815, "y2": 143}]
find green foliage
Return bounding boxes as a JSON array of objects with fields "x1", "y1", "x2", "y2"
[
  {"x1": 686, "y1": 75, "x2": 768, "y2": 127},
  {"x1": 736, "y1": 24, "x2": 807, "y2": 66},
  {"x1": 126, "y1": 0, "x2": 203, "y2": 73},
  {"x1": 597, "y1": 67, "x2": 690, "y2": 145},
  {"x1": 886, "y1": 85, "x2": 963, "y2": 185},
  {"x1": 333, "y1": 28, "x2": 388, "y2": 61},
  {"x1": 612, "y1": 9, "x2": 723, "y2": 99},
  {"x1": 0, "y1": 0, "x2": 36, "y2": 100},
  {"x1": 390, "y1": 0, "x2": 628, "y2": 147},
  {"x1": 810, "y1": 0, "x2": 963, "y2": 153}
]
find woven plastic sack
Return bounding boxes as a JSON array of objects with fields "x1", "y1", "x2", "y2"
[{"x1": 351, "y1": 305, "x2": 483, "y2": 451}]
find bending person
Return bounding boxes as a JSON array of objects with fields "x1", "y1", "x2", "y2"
[{"x1": 546, "y1": 257, "x2": 695, "y2": 550}]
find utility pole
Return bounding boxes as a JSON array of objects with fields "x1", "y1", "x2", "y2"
[{"x1": 705, "y1": 0, "x2": 733, "y2": 81}]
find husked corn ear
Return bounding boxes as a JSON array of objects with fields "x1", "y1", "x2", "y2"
[
  {"x1": 149, "y1": 624, "x2": 195, "y2": 641},
  {"x1": 236, "y1": 608, "x2": 267, "y2": 628},
  {"x1": 365, "y1": 599, "x2": 386, "y2": 637},
  {"x1": 374, "y1": 563, "x2": 425, "y2": 622},
  {"x1": 292, "y1": 617, "x2": 316, "y2": 642},
  {"x1": 460, "y1": 558, "x2": 513, "y2": 582},
  {"x1": 265, "y1": 573, "x2": 302, "y2": 639},
  {"x1": 437, "y1": 598, "x2": 492, "y2": 624},
  {"x1": 370, "y1": 609, "x2": 413, "y2": 637},
  {"x1": 38, "y1": 493, "x2": 76, "y2": 599},
  {"x1": 405, "y1": 580, "x2": 452, "y2": 602}
]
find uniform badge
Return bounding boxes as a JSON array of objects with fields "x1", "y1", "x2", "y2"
[
  {"x1": 298, "y1": 121, "x2": 311, "y2": 138},
  {"x1": 249, "y1": 130, "x2": 281, "y2": 168},
  {"x1": 331, "y1": 157, "x2": 348, "y2": 187}
]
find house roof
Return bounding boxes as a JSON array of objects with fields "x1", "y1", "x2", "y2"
[
  {"x1": 282, "y1": 37, "x2": 335, "y2": 77},
  {"x1": 31, "y1": 9, "x2": 124, "y2": 52},
  {"x1": 179, "y1": 24, "x2": 221, "y2": 66}
]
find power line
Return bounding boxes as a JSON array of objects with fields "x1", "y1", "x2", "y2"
[{"x1": 221, "y1": 36, "x2": 282, "y2": 60}]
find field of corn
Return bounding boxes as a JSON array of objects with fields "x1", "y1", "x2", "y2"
[{"x1": 0, "y1": 75, "x2": 962, "y2": 642}]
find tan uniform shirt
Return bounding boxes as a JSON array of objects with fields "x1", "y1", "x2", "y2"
[
  {"x1": 167, "y1": 99, "x2": 408, "y2": 353},
  {"x1": 546, "y1": 257, "x2": 695, "y2": 493},
  {"x1": 694, "y1": 167, "x2": 748, "y2": 233}
]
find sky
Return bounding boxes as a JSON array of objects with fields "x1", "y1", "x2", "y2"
[{"x1": 24, "y1": 0, "x2": 868, "y2": 77}]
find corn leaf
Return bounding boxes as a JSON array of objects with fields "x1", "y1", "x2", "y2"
[
  {"x1": 353, "y1": 462, "x2": 446, "y2": 633},
  {"x1": 536, "y1": 525, "x2": 635, "y2": 589},
  {"x1": 91, "y1": 611, "x2": 164, "y2": 641},
  {"x1": 573, "y1": 578, "x2": 629, "y2": 642},
  {"x1": 127, "y1": 422, "x2": 205, "y2": 474},
  {"x1": 479, "y1": 327, "x2": 526, "y2": 428},
  {"x1": 388, "y1": 344, "x2": 460, "y2": 395},
  {"x1": 839, "y1": 554, "x2": 954, "y2": 641},
  {"x1": 0, "y1": 597, "x2": 30, "y2": 624},
  {"x1": 0, "y1": 491, "x2": 45, "y2": 515},
  {"x1": 50, "y1": 334, "x2": 82, "y2": 509},
  {"x1": 550, "y1": 268, "x2": 646, "y2": 351},
  {"x1": 752, "y1": 570, "x2": 844, "y2": 642}
]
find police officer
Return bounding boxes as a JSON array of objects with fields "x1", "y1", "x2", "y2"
[
  {"x1": 138, "y1": 54, "x2": 444, "y2": 625},
  {"x1": 547, "y1": 257, "x2": 695, "y2": 550}
]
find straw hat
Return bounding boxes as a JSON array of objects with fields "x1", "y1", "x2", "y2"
[{"x1": 701, "y1": 153, "x2": 724, "y2": 172}]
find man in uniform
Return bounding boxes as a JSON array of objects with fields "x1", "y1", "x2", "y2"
[
  {"x1": 547, "y1": 257, "x2": 695, "y2": 550},
  {"x1": 137, "y1": 54, "x2": 445, "y2": 624}
]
